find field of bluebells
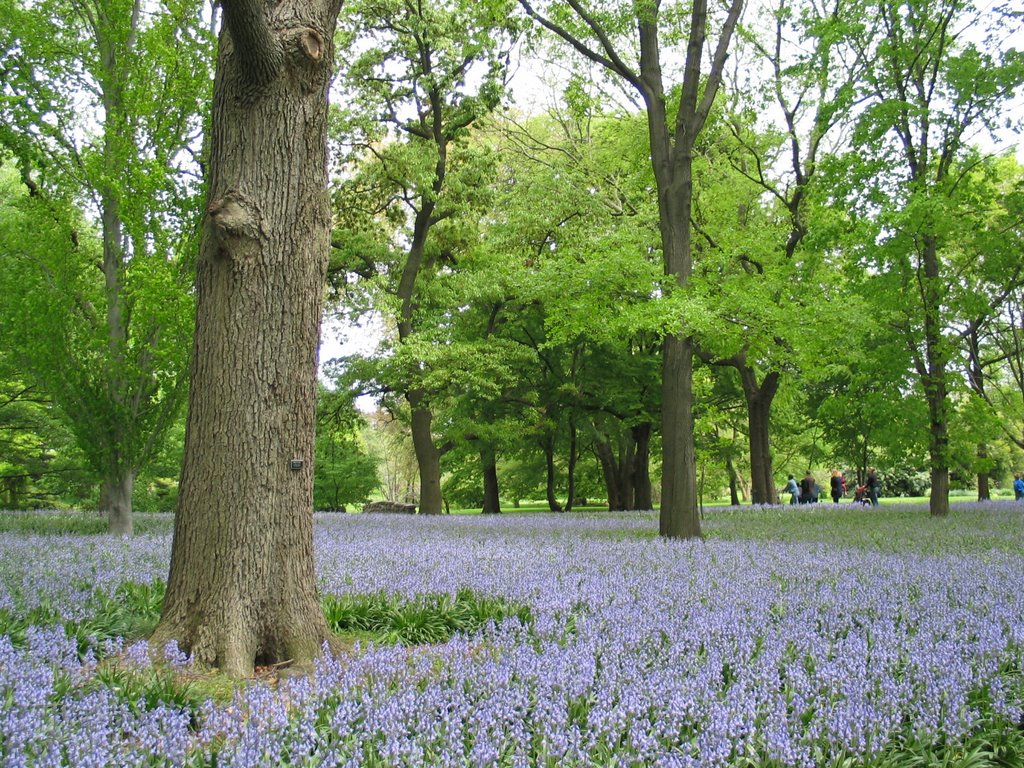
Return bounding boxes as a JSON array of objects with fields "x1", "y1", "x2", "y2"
[{"x1": 3, "y1": 502, "x2": 1024, "y2": 766}]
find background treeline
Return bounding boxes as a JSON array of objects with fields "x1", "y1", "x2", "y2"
[{"x1": 0, "y1": 0, "x2": 1021, "y2": 520}]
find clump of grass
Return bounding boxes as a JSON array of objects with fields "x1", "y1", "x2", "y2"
[
  {"x1": 66, "y1": 580, "x2": 165, "y2": 657},
  {"x1": 89, "y1": 659, "x2": 205, "y2": 724},
  {"x1": 0, "y1": 579, "x2": 165, "y2": 655},
  {"x1": 322, "y1": 588, "x2": 533, "y2": 645}
]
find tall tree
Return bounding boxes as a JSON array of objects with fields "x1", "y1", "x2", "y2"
[
  {"x1": 0, "y1": 0, "x2": 211, "y2": 533},
  {"x1": 152, "y1": 0, "x2": 342, "y2": 676},
  {"x1": 845, "y1": 0, "x2": 1024, "y2": 516},
  {"x1": 519, "y1": 0, "x2": 744, "y2": 538},
  {"x1": 331, "y1": 0, "x2": 516, "y2": 514},
  {"x1": 691, "y1": 0, "x2": 865, "y2": 504}
]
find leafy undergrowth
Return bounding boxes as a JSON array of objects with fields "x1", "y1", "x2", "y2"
[
  {"x1": 0, "y1": 579, "x2": 164, "y2": 653},
  {"x1": 322, "y1": 587, "x2": 534, "y2": 645},
  {"x1": 1, "y1": 577, "x2": 534, "y2": 654}
]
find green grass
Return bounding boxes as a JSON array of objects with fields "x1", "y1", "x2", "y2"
[
  {"x1": 0, "y1": 510, "x2": 173, "y2": 535},
  {"x1": 322, "y1": 588, "x2": 533, "y2": 645},
  {"x1": 701, "y1": 502, "x2": 1024, "y2": 555}
]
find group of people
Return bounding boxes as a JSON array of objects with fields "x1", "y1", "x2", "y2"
[{"x1": 783, "y1": 468, "x2": 880, "y2": 506}]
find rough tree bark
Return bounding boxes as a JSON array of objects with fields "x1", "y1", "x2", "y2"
[{"x1": 152, "y1": 0, "x2": 341, "y2": 677}]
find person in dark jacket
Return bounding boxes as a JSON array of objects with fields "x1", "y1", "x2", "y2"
[
  {"x1": 867, "y1": 467, "x2": 880, "y2": 507},
  {"x1": 830, "y1": 470, "x2": 843, "y2": 503},
  {"x1": 800, "y1": 471, "x2": 816, "y2": 504}
]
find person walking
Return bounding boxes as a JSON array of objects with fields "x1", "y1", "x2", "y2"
[
  {"x1": 800, "y1": 471, "x2": 816, "y2": 504},
  {"x1": 830, "y1": 469, "x2": 843, "y2": 503},
  {"x1": 1014, "y1": 472, "x2": 1024, "y2": 501},
  {"x1": 867, "y1": 467, "x2": 881, "y2": 507},
  {"x1": 783, "y1": 474, "x2": 800, "y2": 505}
]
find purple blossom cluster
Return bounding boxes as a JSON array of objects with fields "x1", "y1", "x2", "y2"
[{"x1": 2, "y1": 509, "x2": 1024, "y2": 766}]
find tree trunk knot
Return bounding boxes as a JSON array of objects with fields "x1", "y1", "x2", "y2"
[
  {"x1": 208, "y1": 190, "x2": 262, "y2": 248},
  {"x1": 281, "y1": 25, "x2": 330, "y2": 69}
]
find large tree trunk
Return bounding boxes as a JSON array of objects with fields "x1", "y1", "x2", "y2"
[
  {"x1": 408, "y1": 389, "x2": 443, "y2": 514},
  {"x1": 98, "y1": 15, "x2": 133, "y2": 538},
  {"x1": 152, "y1": 0, "x2": 339, "y2": 677},
  {"x1": 480, "y1": 445, "x2": 501, "y2": 514},
  {"x1": 100, "y1": 471, "x2": 134, "y2": 536},
  {"x1": 647, "y1": 70, "x2": 701, "y2": 538},
  {"x1": 660, "y1": 335, "x2": 700, "y2": 537}
]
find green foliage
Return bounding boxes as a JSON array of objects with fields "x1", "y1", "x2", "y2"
[
  {"x1": 0, "y1": 0, "x2": 213, "y2": 521},
  {"x1": 89, "y1": 660, "x2": 204, "y2": 727},
  {"x1": 322, "y1": 588, "x2": 534, "y2": 645},
  {"x1": 0, "y1": 579, "x2": 163, "y2": 653},
  {"x1": 314, "y1": 387, "x2": 379, "y2": 510},
  {"x1": 68, "y1": 580, "x2": 165, "y2": 654}
]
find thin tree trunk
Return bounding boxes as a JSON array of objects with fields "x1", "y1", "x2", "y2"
[
  {"x1": 565, "y1": 418, "x2": 577, "y2": 512},
  {"x1": 922, "y1": 235, "x2": 950, "y2": 518},
  {"x1": 520, "y1": 0, "x2": 741, "y2": 541},
  {"x1": 595, "y1": 438, "x2": 622, "y2": 511},
  {"x1": 480, "y1": 445, "x2": 500, "y2": 514},
  {"x1": 153, "y1": 0, "x2": 339, "y2": 677},
  {"x1": 976, "y1": 443, "x2": 990, "y2": 501},
  {"x1": 739, "y1": 368, "x2": 779, "y2": 505},
  {"x1": 620, "y1": 434, "x2": 635, "y2": 510},
  {"x1": 725, "y1": 453, "x2": 741, "y2": 506},
  {"x1": 632, "y1": 422, "x2": 653, "y2": 510},
  {"x1": 408, "y1": 389, "x2": 442, "y2": 514},
  {"x1": 543, "y1": 437, "x2": 563, "y2": 512}
]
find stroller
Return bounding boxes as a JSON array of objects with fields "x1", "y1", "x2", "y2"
[{"x1": 852, "y1": 484, "x2": 871, "y2": 505}]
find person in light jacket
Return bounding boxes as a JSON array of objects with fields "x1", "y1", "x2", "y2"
[{"x1": 783, "y1": 474, "x2": 800, "y2": 505}]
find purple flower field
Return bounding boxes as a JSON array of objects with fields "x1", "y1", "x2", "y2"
[{"x1": 2, "y1": 506, "x2": 1024, "y2": 766}]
